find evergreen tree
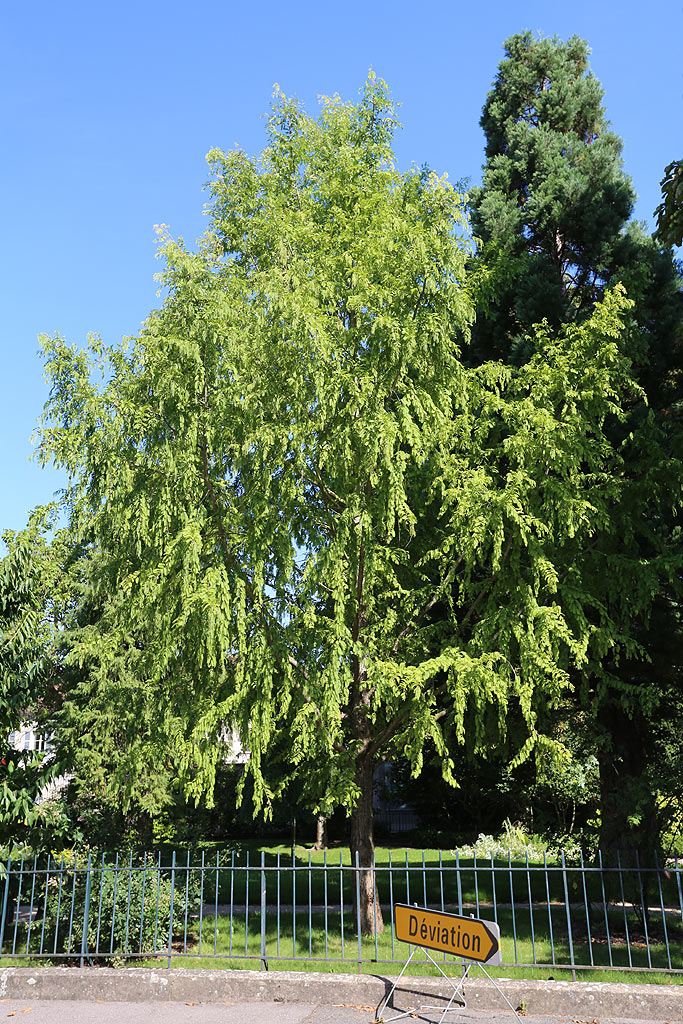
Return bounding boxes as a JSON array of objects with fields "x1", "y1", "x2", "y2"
[
  {"x1": 469, "y1": 32, "x2": 683, "y2": 856},
  {"x1": 469, "y1": 32, "x2": 634, "y2": 362}
]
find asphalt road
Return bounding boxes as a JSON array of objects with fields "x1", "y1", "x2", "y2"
[{"x1": 0, "y1": 1003, "x2": 677, "y2": 1024}]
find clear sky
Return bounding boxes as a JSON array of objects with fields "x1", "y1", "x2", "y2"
[{"x1": 1, "y1": 0, "x2": 681, "y2": 538}]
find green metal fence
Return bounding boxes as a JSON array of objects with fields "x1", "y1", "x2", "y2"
[{"x1": 1, "y1": 849, "x2": 681, "y2": 974}]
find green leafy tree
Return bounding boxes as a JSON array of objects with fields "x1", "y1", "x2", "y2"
[
  {"x1": 469, "y1": 32, "x2": 683, "y2": 856},
  {"x1": 655, "y1": 160, "x2": 683, "y2": 249},
  {"x1": 39, "y1": 77, "x2": 646, "y2": 931},
  {"x1": 0, "y1": 511, "x2": 73, "y2": 847}
]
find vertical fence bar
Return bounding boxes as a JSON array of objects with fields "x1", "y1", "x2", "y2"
[
  {"x1": 654, "y1": 851, "x2": 671, "y2": 971},
  {"x1": 373, "y1": 850, "x2": 378, "y2": 963},
  {"x1": 109, "y1": 853, "x2": 119, "y2": 956},
  {"x1": 526, "y1": 851, "x2": 536, "y2": 966},
  {"x1": 561, "y1": 850, "x2": 576, "y2": 980},
  {"x1": 490, "y1": 852, "x2": 498, "y2": 927},
  {"x1": 544, "y1": 851, "x2": 555, "y2": 966},
  {"x1": 123, "y1": 852, "x2": 133, "y2": 956},
  {"x1": 11, "y1": 851, "x2": 23, "y2": 954},
  {"x1": 308, "y1": 850, "x2": 312, "y2": 961},
  {"x1": 598, "y1": 850, "x2": 612, "y2": 968},
  {"x1": 405, "y1": 851, "x2": 411, "y2": 961},
  {"x1": 675, "y1": 857, "x2": 683, "y2": 938},
  {"x1": 66, "y1": 854, "x2": 77, "y2": 956},
  {"x1": 25, "y1": 855, "x2": 37, "y2": 954},
  {"x1": 405, "y1": 850, "x2": 410, "y2": 909},
  {"x1": 138, "y1": 852, "x2": 148, "y2": 955},
  {"x1": 260, "y1": 851, "x2": 268, "y2": 970},
  {"x1": 153, "y1": 851, "x2": 162, "y2": 952},
  {"x1": 355, "y1": 851, "x2": 362, "y2": 973},
  {"x1": 634, "y1": 850, "x2": 651, "y2": 969},
  {"x1": 291, "y1": 847, "x2": 296, "y2": 960},
  {"x1": 80, "y1": 853, "x2": 92, "y2": 967},
  {"x1": 229, "y1": 850, "x2": 234, "y2": 957},
  {"x1": 339, "y1": 851, "x2": 344, "y2": 961},
  {"x1": 53, "y1": 854, "x2": 64, "y2": 956},
  {"x1": 12, "y1": 855, "x2": 24, "y2": 954},
  {"x1": 422, "y1": 850, "x2": 427, "y2": 909},
  {"x1": 579, "y1": 850, "x2": 593, "y2": 967},
  {"x1": 0, "y1": 856, "x2": 12, "y2": 955},
  {"x1": 276, "y1": 851, "x2": 280, "y2": 959},
  {"x1": 167, "y1": 850, "x2": 176, "y2": 969},
  {"x1": 456, "y1": 850, "x2": 463, "y2": 916},
  {"x1": 198, "y1": 850, "x2": 205, "y2": 956},
  {"x1": 244, "y1": 849, "x2": 250, "y2": 957},
  {"x1": 440, "y1": 851, "x2": 447, "y2": 963},
  {"x1": 183, "y1": 850, "x2": 190, "y2": 954},
  {"x1": 474, "y1": 851, "x2": 480, "y2": 918},
  {"x1": 323, "y1": 850, "x2": 328, "y2": 962},
  {"x1": 508, "y1": 851, "x2": 518, "y2": 964},
  {"x1": 39, "y1": 854, "x2": 51, "y2": 956},
  {"x1": 94, "y1": 852, "x2": 106, "y2": 954},
  {"x1": 388, "y1": 850, "x2": 395, "y2": 962},
  {"x1": 616, "y1": 850, "x2": 632, "y2": 968},
  {"x1": 214, "y1": 850, "x2": 220, "y2": 955}
]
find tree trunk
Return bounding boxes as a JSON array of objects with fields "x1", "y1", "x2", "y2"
[
  {"x1": 313, "y1": 815, "x2": 327, "y2": 850},
  {"x1": 597, "y1": 703, "x2": 659, "y2": 860},
  {"x1": 350, "y1": 755, "x2": 384, "y2": 936}
]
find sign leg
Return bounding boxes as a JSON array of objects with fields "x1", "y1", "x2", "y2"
[{"x1": 374, "y1": 944, "x2": 418, "y2": 1023}]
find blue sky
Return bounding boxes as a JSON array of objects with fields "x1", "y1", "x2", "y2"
[{"x1": 1, "y1": 0, "x2": 681, "y2": 538}]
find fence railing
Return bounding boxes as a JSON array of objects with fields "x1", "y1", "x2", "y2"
[{"x1": 1, "y1": 848, "x2": 681, "y2": 974}]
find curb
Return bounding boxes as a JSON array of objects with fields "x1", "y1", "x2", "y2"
[{"x1": 0, "y1": 967, "x2": 682, "y2": 1019}]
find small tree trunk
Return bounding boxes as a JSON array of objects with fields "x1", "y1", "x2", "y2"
[
  {"x1": 313, "y1": 815, "x2": 327, "y2": 850},
  {"x1": 350, "y1": 755, "x2": 384, "y2": 936}
]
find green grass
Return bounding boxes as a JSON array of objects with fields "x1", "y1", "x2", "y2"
[{"x1": 167, "y1": 843, "x2": 683, "y2": 915}]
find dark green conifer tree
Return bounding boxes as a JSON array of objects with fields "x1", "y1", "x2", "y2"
[{"x1": 468, "y1": 32, "x2": 683, "y2": 857}]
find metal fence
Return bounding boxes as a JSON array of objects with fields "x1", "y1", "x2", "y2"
[{"x1": 1, "y1": 848, "x2": 681, "y2": 975}]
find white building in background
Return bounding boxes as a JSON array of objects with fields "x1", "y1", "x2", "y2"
[
  {"x1": 7, "y1": 724, "x2": 71, "y2": 803},
  {"x1": 8, "y1": 724, "x2": 54, "y2": 755}
]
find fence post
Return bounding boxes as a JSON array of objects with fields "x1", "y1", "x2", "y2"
[
  {"x1": 561, "y1": 850, "x2": 576, "y2": 982},
  {"x1": 0, "y1": 856, "x2": 11, "y2": 955},
  {"x1": 167, "y1": 850, "x2": 176, "y2": 969},
  {"x1": 355, "y1": 850, "x2": 362, "y2": 974},
  {"x1": 260, "y1": 850, "x2": 268, "y2": 971},
  {"x1": 80, "y1": 853, "x2": 92, "y2": 968}
]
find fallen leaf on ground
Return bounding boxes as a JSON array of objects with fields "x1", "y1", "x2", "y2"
[
  {"x1": 333, "y1": 1006, "x2": 374, "y2": 1012},
  {"x1": 185, "y1": 1002, "x2": 195, "y2": 1006}
]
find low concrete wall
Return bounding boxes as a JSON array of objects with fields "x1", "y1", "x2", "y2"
[{"x1": 0, "y1": 966, "x2": 681, "y2": 1020}]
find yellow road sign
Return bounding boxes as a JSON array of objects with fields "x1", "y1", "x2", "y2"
[{"x1": 394, "y1": 903, "x2": 501, "y2": 964}]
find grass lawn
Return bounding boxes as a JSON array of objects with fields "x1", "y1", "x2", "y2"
[{"x1": 166, "y1": 842, "x2": 683, "y2": 916}]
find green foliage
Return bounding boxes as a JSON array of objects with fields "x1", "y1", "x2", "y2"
[
  {"x1": 468, "y1": 32, "x2": 683, "y2": 858},
  {"x1": 655, "y1": 159, "x2": 683, "y2": 249},
  {"x1": 35, "y1": 77, "x2": 659, "y2": 860},
  {"x1": 0, "y1": 510, "x2": 74, "y2": 847},
  {"x1": 37, "y1": 854, "x2": 201, "y2": 958},
  {"x1": 469, "y1": 32, "x2": 635, "y2": 361}
]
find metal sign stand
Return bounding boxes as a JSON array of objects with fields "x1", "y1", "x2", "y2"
[{"x1": 375, "y1": 944, "x2": 523, "y2": 1024}]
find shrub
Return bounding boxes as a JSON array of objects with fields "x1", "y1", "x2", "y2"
[{"x1": 39, "y1": 855, "x2": 201, "y2": 958}]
